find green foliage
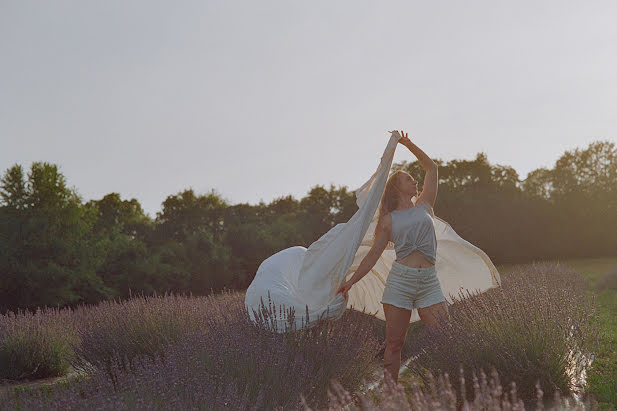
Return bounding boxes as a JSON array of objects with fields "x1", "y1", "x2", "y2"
[
  {"x1": 394, "y1": 140, "x2": 617, "y2": 263},
  {"x1": 85, "y1": 193, "x2": 154, "y2": 298},
  {"x1": 297, "y1": 184, "x2": 357, "y2": 244},
  {"x1": 0, "y1": 163, "x2": 111, "y2": 313},
  {"x1": 152, "y1": 189, "x2": 232, "y2": 293},
  {"x1": 1, "y1": 140, "x2": 616, "y2": 311},
  {"x1": 548, "y1": 141, "x2": 617, "y2": 257},
  {"x1": 155, "y1": 188, "x2": 227, "y2": 243},
  {"x1": 551, "y1": 141, "x2": 617, "y2": 200},
  {"x1": 521, "y1": 167, "x2": 553, "y2": 199},
  {"x1": 0, "y1": 164, "x2": 27, "y2": 209}
]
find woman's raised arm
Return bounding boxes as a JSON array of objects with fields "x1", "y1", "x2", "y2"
[{"x1": 398, "y1": 130, "x2": 438, "y2": 209}]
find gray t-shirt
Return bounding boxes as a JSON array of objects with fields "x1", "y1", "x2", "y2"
[{"x1": 390, "y1": 203, "x2": 437, "y2": 264}]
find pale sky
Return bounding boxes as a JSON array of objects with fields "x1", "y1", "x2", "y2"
[{"x1": 2, "y1": 1, "x2": 616, "y2": 218}]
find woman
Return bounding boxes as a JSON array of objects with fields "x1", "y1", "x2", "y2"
[{"x1": 335, "y1": 130, "x2": 448, "y2": 385}]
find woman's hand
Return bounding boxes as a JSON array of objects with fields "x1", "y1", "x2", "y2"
[
  {"x1": 397, "y1": 130, "x2": 411, "y2": 146},
  {"x1": 336, "y1": 280, "x2": 354, "y2": 302}
]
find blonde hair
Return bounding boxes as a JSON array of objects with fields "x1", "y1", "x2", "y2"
[{"x1": 372, "y1": 170, "x2": 411, "y2": 242}]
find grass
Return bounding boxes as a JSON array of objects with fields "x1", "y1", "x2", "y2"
[
  {"x1": 589, "y1": 288, "x2": 617, "y2": 408},
  {"x1": 581, "y1": 261, "x2": 617, "y2": 409}
]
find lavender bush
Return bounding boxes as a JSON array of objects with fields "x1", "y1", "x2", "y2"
[
  {"x1": 0, "y1": 307, "x2": 78, "y2": 381},
  {"x1": 406, "y1": 262, "x2": 598, "y2": 401},
  {"x1": 69, "y1": 292, "x2": 215, "y2": 383},
  {"x1": 314, "y1": 367, "x2": 599, "y2": 410}
]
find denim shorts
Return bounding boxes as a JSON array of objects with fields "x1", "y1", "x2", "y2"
[{"x1": 380, "y1": 261, "x2": 446, "y2": 311}]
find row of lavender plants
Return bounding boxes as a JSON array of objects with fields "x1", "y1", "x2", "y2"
[
  {"x1": 2, "y1": 360, "x2": 601, "y2": 410},
  {"x1": 0, "y1": 293, "x2": 209, "y2": 382},
  {"x1": 1, "y1": 291, "x2": 384, "y2": 409},
  {"x1": 317, "y1": 367, "x2": 599, "y2": 410},
  {"x1": 0, "y1": 262, "x2": 599, "y2": 408}
]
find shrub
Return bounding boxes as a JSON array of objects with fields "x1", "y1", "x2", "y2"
[
  {"x1": 195, "y1": 294, "x2": 382, "y2": 408},
  {"x1": 69, "y1": 291, "x2": 220, "y2": 383},
  {"x1": 0, "y1": 307, "x2": 78, "y2": 381},
  {"x1": 406, "y1": 262, "x2": 598, "y2": 401}
]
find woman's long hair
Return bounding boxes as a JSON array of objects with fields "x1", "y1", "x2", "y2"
[{"x1": 372, "y1": 170, "x2": 410, "y2": 242}]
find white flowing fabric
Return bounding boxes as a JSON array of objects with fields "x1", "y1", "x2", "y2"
[{"x1": 245, "y1": 131, "x2": 501, "y2": 332}]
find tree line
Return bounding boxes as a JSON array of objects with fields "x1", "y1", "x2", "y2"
[{"x1": 1, "y1": 140, "x2": 615, "y2": 313}]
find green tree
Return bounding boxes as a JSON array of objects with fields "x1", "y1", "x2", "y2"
[
  {"x1": 521, "y1": 168, "x2": 553, "y2": 200},
  {"x1": 297, "y1": 184, "x2": 357, "y2": 245},
  {"x1": 0, "y1": 163, "x2": 110, "y2": 312},
  {"x1": 85, "y1": 193, "x2": 154, "y2": 298},
  {"x1": 155, "y1": 189, "x2": 227, "y2": 244},
  {"x1": 548, "y1": 140, "x2": 617, "y2": 256},
  {"x1": 550, "y1": 141, "x2": 617, "y2": 199},
  {"x1": 152, "y1": 189, "x2": 232, "y2": 294}
]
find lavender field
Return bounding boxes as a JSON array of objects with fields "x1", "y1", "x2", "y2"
[{"x1": 1, "y1": 259, "x2": 615, "y2": 410}]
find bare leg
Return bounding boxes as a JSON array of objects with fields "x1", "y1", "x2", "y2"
[
  {"x1": 418, "y1": 301, "x2": 449, "y2": 328},
  {"x1": 382, "y1": 303, "x2": 412, "y2": 386}
]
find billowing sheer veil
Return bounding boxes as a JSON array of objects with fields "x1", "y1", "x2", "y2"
[{"x1": 245, "y1": 131, "x2": 501, "y2": 332}]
